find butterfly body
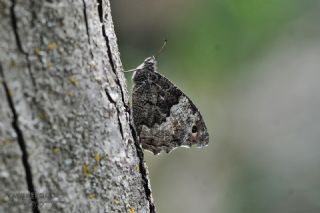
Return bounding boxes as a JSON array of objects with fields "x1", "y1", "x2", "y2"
[{"x1": 131, "y1": 56, "x2": 209, "y2": 154}]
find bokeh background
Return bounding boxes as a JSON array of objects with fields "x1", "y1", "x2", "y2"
[{"x1": 111, "y1": 1, "x2": 320, "y2": 212}]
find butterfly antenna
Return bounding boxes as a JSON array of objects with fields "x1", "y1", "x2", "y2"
[
  {"x1": 123, "y1": 68, "x2": 137, "y2": 73},
  {"x1": 154, "y1": 39, "x2": 167, "y2": 58},
  {"x1": 123, "y1": 39, "x2": 167, "y2": 72}
]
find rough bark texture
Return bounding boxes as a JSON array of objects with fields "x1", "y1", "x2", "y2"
[{"x1": 0, "y1": 0, "x2": 155, "y2": 212}]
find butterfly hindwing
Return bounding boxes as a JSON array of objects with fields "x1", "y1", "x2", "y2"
[{"x1": 131, "y1": 57, "x2": 209, "y2": 154}]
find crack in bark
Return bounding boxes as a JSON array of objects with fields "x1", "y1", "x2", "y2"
[
  {"x1": 9, "y1": 1, "x2": 39, "y2": 211},
  {"x1": 102, "y1": 26, "x2": 116, "y2": 72},
  {"x1": 117, "y1": 111, "x2": 124, "y2": 139},
  {"x1": 10, "y1": 0, "x2": 23, "y2": 53},
  {"x1": 97, "y1": 1, "x2": 155, "y2": 211},
  {"x1": 97, "y1": 0, "x2": 128, "y2": 120},
  {"x1": 129, "y1": 123, "x2": 156, "y2": 213},
  {"x1": 82, "y1": 0, "x2": 91, "y2": 44},
  {"x1": 97, "y1": 0, "x2": 103, "y2": 23},
  {"x1": 97, "y1": 0, "x2": 127, "y2": 109},
  {"x1": 0, "y1": 64, "x2": 40, "y2": 213},
  {"x1": 105, "y1": 89, "x2": 124, "y2": 139},
  {"x1": 97, "y1": 0, "x2": 126, "y2": 140},
  {"x1": 102, "y1": 25, "x2": 127, "y2": 108},
  {"x1": 10, "y1": 0, "x2": 36, "y2": 87}
]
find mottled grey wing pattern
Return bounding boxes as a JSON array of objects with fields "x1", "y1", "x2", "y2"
[{"x1": 131, "y1": 57, "x2": 209, "y2": 154}]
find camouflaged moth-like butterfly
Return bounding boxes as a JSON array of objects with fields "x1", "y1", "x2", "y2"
[{"x1": 128, "y1": 48, "x2": 209, "y2": 154}]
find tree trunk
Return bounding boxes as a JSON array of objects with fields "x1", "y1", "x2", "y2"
[{"x1": 0, "y1": 0, "x2": 155, "y2": 212}]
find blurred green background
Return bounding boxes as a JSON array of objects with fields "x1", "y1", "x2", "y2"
[{"x1": 112, "y1": 0, "x2": 320, "y2": 212}]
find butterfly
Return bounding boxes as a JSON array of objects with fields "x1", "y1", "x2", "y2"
[{"x1": 126, "y1": 45, "x2": 209, "y2": 154}]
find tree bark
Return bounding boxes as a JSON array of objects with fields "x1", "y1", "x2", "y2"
[{"x1": 0, "y1": 0, "x2": 155, "y2": 212}]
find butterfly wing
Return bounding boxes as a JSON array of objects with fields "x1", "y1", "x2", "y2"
[{"x1": 132, "y1": 68, "x2": 209, "y2": 154}]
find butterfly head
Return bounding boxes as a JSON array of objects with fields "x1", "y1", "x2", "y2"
[
  {"x1": 132, "y1": 56, "x2": 157, "y2": 82},
  {"x1": 142, "y1": 56, "x2": 157, "y2": 72}
]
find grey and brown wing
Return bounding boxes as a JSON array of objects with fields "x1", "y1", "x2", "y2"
[{"x1": 132, "y1": 71, "x2": 209, "y2": 154}]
